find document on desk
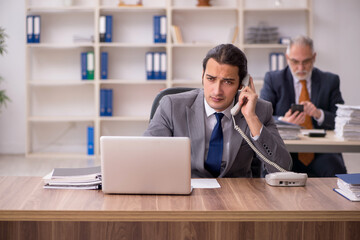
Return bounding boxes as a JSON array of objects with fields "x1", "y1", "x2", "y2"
[{"x1": 191, "y1": 179, "x2": 221, "y2": 189}]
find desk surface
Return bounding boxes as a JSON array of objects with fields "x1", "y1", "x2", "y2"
[
  {"x1": 1, "y1": 176, "x2": 359, "y2": 222},
  {"x1": 284, "y1": 130, "x2": 360, "y2": 153}
]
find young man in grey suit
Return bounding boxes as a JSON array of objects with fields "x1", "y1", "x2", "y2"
[
  {"x1": 260, "y1": 36, "x2": 347, "y2": 177},
  {"x1": 144, "y1": 44, "x2": 292, "y2": 178}
]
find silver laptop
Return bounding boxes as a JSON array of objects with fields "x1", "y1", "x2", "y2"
[{"x1": 100, "y1": 136, "x2": 192, "y2": 195}]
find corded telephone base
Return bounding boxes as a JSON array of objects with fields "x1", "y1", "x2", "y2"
[{"x1": 265, "y1": 172, "x2": 308, "y2": 187}]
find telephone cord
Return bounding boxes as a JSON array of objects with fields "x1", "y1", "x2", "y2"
[{"x1": 232, "y1": 115, "x2": 287, "y2": 172}]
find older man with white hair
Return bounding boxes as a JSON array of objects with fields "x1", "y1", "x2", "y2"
[{"x1": 260, "y1": 35, "x2": 347, "y2": 177}]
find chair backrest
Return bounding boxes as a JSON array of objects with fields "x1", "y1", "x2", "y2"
[{"x1": 150, "y1": 87, "x2": 195, "y2": 121}]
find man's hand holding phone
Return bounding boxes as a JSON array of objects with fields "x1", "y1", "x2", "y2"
[
  {"x1": 238, "y1": 76, "x2": 262, "y2": 137},
  {"x1": 300, "y1": 101, "x2": 322, "y2": 119},
  {"x1": 282, "y1": 106, "x2": 305, "y2": 125}
]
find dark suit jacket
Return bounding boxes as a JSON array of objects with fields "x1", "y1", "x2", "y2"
[
  {"x1": 260, "y1": 67, "x2": 344, "y2": 130},
  {"x1": 144, "y1": 89, "x2": 292, "y2": 178}
]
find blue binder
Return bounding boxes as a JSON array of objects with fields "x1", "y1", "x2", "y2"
[
  {"x1": 159, "y1": 15, "x2": 167, "y2": 43},
  {"x1": 101, "y1": 52, "x2": 108, "y2": 79},
  {"x1": 145, "y1": 52, "x2": 154, "y2": 80},
  {"x1": 153, "y1": 15, "x2": 160, "y2": 43},
  {"x1": 87, "y1": 126, "x2": 94, "y2": 155},
  {"x1": 106, "y1": 89, "x2": 113, "y2": 116},
  {"x1": 33, "y1": 15, "x2": 41, "y2": 43},
  {"x1": 153, "y1": 52, "x2": 160, "y2": 79},
  {"x1": 100, "y1": 89, "x2": 106, "y2": 116},
  {"x1": 336, "y1": 173, "x2": 360, "y2": 185},
  {"x1": 26, "y1": 15, "x2": 33, "y2": 43},
  {"x1": 160, "y1": 52, "x2": 167, "y2": 80},
  {"x1": 81, "y1": 52, "x2": 87, "y2": 80},
  {"x1": 269, "y1": 52, "x2": 278, "y2": 71},
  {"x1": 105, "y1": 15, "x2": 112, "y2": 42}
]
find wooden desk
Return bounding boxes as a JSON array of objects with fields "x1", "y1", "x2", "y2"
[
  {"x1": 284, "y1": 130, "x2": 360, "y2": 153},
  {"x1": 0, "y1": 177, "x2": 359, "y2": 240}
]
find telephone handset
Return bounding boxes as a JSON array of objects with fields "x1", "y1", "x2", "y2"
[
  {"x1": 230, "y1": 74, "x2": 250, "y2": 116},
  {"x1": 230, "y1": 74, "x2": 308, "y2": 186}
]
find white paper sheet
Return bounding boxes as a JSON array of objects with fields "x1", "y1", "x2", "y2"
[{"x1": 191, "y1": 179, "x2": 221, "y2": 189}]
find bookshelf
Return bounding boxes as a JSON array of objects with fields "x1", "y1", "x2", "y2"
[{"x1": 25, "y1": 0, "x2": 312, "y2": 158}]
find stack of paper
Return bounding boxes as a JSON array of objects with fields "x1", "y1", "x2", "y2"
[
  {"x1": 334, "y1": 173, "x2": 360, "y2": 201},
  {"x1": 43, "y1": 166, "x2": 101, "y2": 190},
  {"x1": 275, "y1": 119, "x2": 301, "y2": 140},
  {"x1": 335, "y1": 104, "x2": 360, "y2": 140}
]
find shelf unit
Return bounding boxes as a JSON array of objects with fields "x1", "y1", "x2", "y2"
[{"x1": 25, "y1": 0, "x2": 312, "y2": 158}]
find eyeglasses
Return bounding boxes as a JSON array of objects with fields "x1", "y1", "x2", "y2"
[{"x1": 288, "y1": 56, "x2": 314, "y2": 67}]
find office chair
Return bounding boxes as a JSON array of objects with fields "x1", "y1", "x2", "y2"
[{"x1": 149, "y1": 87, "x2": 195, "y2": 121}]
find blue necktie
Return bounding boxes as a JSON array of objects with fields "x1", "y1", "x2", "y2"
[{"x1": 205, "y1": 112, "x2": 224, "y2": 177}]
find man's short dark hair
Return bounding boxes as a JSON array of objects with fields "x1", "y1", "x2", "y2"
[{"x1": 202, "y1": 44, "x2": 248, "y2": 88}]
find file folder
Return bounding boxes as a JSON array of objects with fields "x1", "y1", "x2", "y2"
[
  {"x1": 33, "y1": 15, "x2": 41, "y2": 43},
  {"x1": 105, "y1": 15, "x2": 112, "y2": 42},
  {"x1": 153, "y1": 52, "x2": 160, "y2": 79},
  {"x1": 87, "y1": 52, "x2": 94, "y2": 80},
  {"x1": 146, "y1": 52, "x2": 154, "y2": 80},
  {"x1": 99, "y1": 16, "x2": 106, "y2": 42},
  {"x1": 269, "y1": 52, "x2": 278, "y2": 71},
  {"x1": 87, "y1": 126, "x2": 94, "y2": 155},
  {"x1": 160, "y1": 15, "x2": 167, "y2": 43},
  {"x1": 101, "y1": 52, "x2": 108, "y2": 79},
  {"x1": 26, "y1": 15, "x2": 33, "y2": 43},
  {"x1": 81, "y1": 52, "x2": 87, "y2": 80},
  {"x1": 160, "y1": 52, "x2": 167, "y2": 80},
  {"x1": 153, "y1": 15, "x2": 160, "y2": 43},
  {"x1": 100, "y1": 89, "x2": 106, "y2": 116},
  {"x1": 106, "y1": 89, "x2": 113, "y2": 116}
]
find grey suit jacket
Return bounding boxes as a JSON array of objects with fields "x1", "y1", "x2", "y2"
[
  {"x1": 260, "y1": 67, "x2": 345, "y2": 130},
  {"x1": 144, "y1": 89, "x2": 292, "y2": 178}
]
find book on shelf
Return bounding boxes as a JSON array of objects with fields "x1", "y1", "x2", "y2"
[
  {"x1": 269, "y1": 52, "x2": 285, "y2": 71},
  {"x1": 81, "y1": 51, "x2": 95, "y2": 80},
  {"x1": 87, "y1": 52, "x2": 94, "y2": 80},
  {"x1": 87, "y1": 126, "x2": 94, "y2": 155},
  {"x1": 99, "y1": 15, "x2": 112, "y2": 43},
  {"x1": 81, "y1": 52, "x2": 87, "y2": 80},
  {"x1": 43, "y1": 166, "x2": 101, "y2": 190},
  {"x1": 105, "y1": 15, "x2": 113, "y2": 42},
  {"x1": 106, "y1": 89, "x2": 113, "y2": 116},
  {"x1": 160, "y1": 52, "x2": 167, "y2": 80},
  {"x1": 26, "y1": 15, "x2": 41, "y2": 43},
  {"x1": 100, "y1": 88, "x2": 113, "y2": 116},
  {"x1": 334, "y1": 173, "x2": 360, "y2": 201},
  {"x1": 99, "y1": 15, "x2": 106, "y2": 42},
  {"x1": 145, "y1": 52, "x2": 167, "y2": 80},
  {"x1": 101, "y1": 52, "x2": 108, "y2": 79},
  {"x1": 153, "y1": 15, "x2": 167, "y2": 43},
  {"x1": 170, "y1": 25, "x2": 183, "y2": 44}
]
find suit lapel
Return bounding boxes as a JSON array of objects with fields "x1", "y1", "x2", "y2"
[
  {"x1": 222, "y1": 92, "x2": 245, "y2": 175},
  {"x1": 311, "y1": 68, "x2": 320, "y2": 105},
  {"x1": 186, "y1": 90, "x2": 206, "y2": 171},
  {"x1": 286, "y1": 67, "x2": 296, "y2": 103}
]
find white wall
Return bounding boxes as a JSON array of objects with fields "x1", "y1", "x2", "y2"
[
  {"x1": 0, "y1": 0, "x2": 359, "y2": 153},
  {"x1": 0, "y1": 0, "x2": 26, "y2": 153}
]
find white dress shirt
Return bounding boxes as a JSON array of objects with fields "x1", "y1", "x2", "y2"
[{"x1": 203, "y1": 98, "x2": 262, "y2": 171}]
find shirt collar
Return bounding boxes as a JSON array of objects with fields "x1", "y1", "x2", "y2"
[
  {"x1": 292, "y1": 70, "x2": 313, "y2": 85},
  {"x1": 204, "y1": 98, "x2": 233, "y2": 119}
]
